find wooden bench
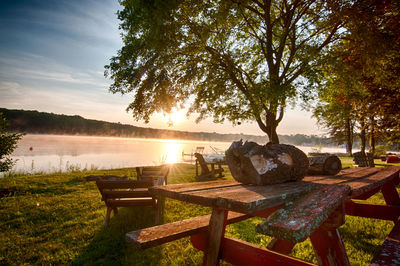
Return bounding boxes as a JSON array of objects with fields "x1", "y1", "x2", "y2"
[
  {"x1": 126, "y1": 211, "x2": 250, "y2": 249},
  {"x1": 96, "y1": 179, "x2": 162, "y2": 227},
  {"x1": 194, "y1": 153, "x2": 224, "y2": 179},
  {"x1": 353, "y1": 151, "x2": 375, "y2": 167},
  {"x1": 370, "y1": 217, "x2": 400, "y2": 265},
  {"x1": 256, "y1": 184, "x2": 350, "y2": 243},
  {"x1": 136, "y1": 165, "x2": 169, "y2": 185}
]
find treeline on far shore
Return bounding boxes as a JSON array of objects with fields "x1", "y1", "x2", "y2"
[{"x1": 0, "y1": 108, "x2": 334, "y2": 146}]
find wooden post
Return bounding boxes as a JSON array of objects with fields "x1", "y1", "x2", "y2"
[
  {"x1": 310, "y1": 228, "x2": 350, "y2": 266},
  {"x1": 204, "y1": 208, "x2": 228, "y2": 266},
  {"x1": 267, "y1": 238, "x2": 295, "y2": 254}
]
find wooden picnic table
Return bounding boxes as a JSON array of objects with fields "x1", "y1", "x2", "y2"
[{"x1": 147, "y1": 166, "x2": 400, "y2": 265}]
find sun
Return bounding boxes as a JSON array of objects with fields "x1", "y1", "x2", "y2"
[{"x1": 165, "y1": 109, "x2": 184, "y2": 127}]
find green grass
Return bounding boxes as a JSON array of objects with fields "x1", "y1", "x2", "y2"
[{"x1": 0, "y1": 159, "x2": 398, "y2": 265}]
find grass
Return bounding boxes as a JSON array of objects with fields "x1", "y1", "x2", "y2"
[{"x1": 0, "y1": 159, "x2": 398, "y2": 265}]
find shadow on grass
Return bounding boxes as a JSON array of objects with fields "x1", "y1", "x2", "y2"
[{"x1": 72, "y1": 206, "x2": 163, "y2": 265}]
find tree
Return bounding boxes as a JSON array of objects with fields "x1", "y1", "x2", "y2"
[
  {"x1": 0, "y1": 113, "x2": 24, "y2": 172},
  {"x1": 313, "y1": 0, "x2": 400, "y2": 152},
  {"x1": 105, "y1": 0, "x2": 345, "y2": 143}
]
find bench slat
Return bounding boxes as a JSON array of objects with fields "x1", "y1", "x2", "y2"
[
  {"x1": 126, "y1": 211, "x2": 250, "y2": 249},
  {"x1": 370, "y1": 217, "x2": 400, "y2": 265},
  {"x1": 102, "y1": 190, "x2": 151, "y2": 198},
  {"x1": 256, "y1": 185, "x2": 350, "y2": 243},
  {"x1": 97, "y1": 180, "x2": 154, "y2": 189},
  {"x1": 106, "y1": 198, "x2": 155, "y2": 207}
]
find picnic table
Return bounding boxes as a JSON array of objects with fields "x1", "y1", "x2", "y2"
[{"x1": 129, "y1": 166, "x2": 400, "y2": 265}]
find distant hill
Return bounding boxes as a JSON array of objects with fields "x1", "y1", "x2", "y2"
[{"x1": 0, "y1": 107, "x2": 333, "y2": 146}]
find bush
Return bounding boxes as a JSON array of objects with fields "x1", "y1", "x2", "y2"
[
  {"x1": 0, "y1": 112, "x2": 24, "y2": 172},
  {"x1": 374, "y1": 145, "x2": 389, "y2": 156}
]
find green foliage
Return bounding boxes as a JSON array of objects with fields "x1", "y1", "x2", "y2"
[
  {"x1": 106, "y1": 0, "x2": 345, "y2": 143},
  {"x1": 313, "y1": 1, "x2": 400, "y2": 149},
  {"x1": 374, "y1": 145, "x2": 389, "y2": 156},
  {"x1": 0, "y1": 160, "x2": 396, "y2": 265},
  {"x1": 0, "y1": 113, "x2": 24, "y2": 172}
]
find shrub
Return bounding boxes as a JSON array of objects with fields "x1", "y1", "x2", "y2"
[{"x1": 0, "y1": 112, "x2": 24, "y2": 172}]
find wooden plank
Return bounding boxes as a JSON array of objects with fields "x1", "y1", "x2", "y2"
[
  {"x1": 106, "y1": 198, "x2": 155, "y2": 207},
  {"x1": 256, "y1": 185, "x2": 350, "y2": 242},
  {"x1": 101, "y1": 190, "x2": 151, "y2": 198},
  {"x1": 370, "y1": 217, "x2": 400, "y2": 265},
  {"x1": 191, "y1": 233, "x2": 314, "y2": 266},
  {"x1": 97, "y1": 180, "x2": 154, "y2": 189},
  {"x1": 152, "y1": 180, "x2": 321, "y2": 214},
  {"x1": 150, "y1": 179, "x2": 239, "y2": 194},
  {"x1": 204, "y1": 208, "x2": 228, "y2": 266},
  {"x1": 345, "y1": 167, "x2": 400, "y2": 198},
  {"x1": 126, "y1": 211, "x2": 250, "y2": 249},
  {"x1": 310, "y1": 228, "x2": 350, "y2": 266},
  {"x1": 345, "y1": 200, "x2": 400, "y2": 221},
  {"x1": 303, "y1": 167, "x2": 400, "y2": 199}
]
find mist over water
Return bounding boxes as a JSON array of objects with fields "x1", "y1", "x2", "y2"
[{"x1": 9, "y1": 134, "x2": 348, "y2": 174}]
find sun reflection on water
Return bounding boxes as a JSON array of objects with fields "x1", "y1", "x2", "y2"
[{"x1": 162, "y1": 140, "x2": 181, "y2": 164}]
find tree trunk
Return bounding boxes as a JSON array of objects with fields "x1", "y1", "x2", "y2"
[
  {"x1": 359, "y1": 117, "x2": 366, "y2": 152},
  {"x1": 345, "y1": 117, "x2": 353, "y2": 155},
  {"x1": 307, "y1": 155, "x2": 342, "y2": 175},
  {"x1": 369, "y1": 116, "x2": 376, "y2": 154},
  {"x1": 265, "y1": 110, "x2": 280, "y2": 144},
  {"x1": 226, "y1": 141, "x2": 309, "y2": 185}
]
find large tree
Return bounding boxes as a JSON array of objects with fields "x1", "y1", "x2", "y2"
[{"x1": 105, "y1": 0, "x2": 344, "y2": 143}]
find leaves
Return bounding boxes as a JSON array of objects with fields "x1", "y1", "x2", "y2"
[
  {"x1": 106, "y1": 0, "x2": 344, "y2": 142},
  {"x1": 0, "y1": 113, "x2": 24, "y2": 172}
]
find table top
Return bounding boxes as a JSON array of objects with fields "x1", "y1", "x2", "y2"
[{"x1": 150, "y1": 166, "x2": 400, "y2": 214}]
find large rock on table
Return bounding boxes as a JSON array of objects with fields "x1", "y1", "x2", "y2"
[{"x1": 226, "y1": 141, "x2": 309, "y2": 185}]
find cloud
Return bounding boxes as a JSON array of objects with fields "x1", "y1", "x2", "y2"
[{"x1": 0, "y1": 53, "x2": 108, "y2": 87}]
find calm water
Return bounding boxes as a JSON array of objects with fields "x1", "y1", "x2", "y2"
[{"x1": 9, "y1": 134, "x2": 348, "y2": 174}]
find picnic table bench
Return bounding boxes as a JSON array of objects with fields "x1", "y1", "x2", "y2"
[{"x1": 126, "y1": 166, "x2": 400, "y2": 265}]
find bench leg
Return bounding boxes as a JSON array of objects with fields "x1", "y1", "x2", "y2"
[
  {"x1": 267, "y1": 238, "x2": 295, "y2": 254},
  {"x1": 105, "y1": 207, "x2": 112, "y2": 227},
  {"x1": 382, "y1": 176, "x2": 400, "y2": 206},
  {"x1": 155, "y1": 197, "x2": 164, "y2": 225},
  {"x1": 310, "y1": 228, "x2": 350, "y2": 266}
]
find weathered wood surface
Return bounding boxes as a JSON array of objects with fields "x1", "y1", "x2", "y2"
[
  {"x1": 226, "y1": 141, "x2": 309, "y2": 185},
  {"x1": 370, "y1": 217, "x2": 400, "y2": 265},
  {"x1": 303, "y1": 166, "x2": 400, "y2": 198},
  {"x1": 126, "y1": 211, "x2": 250, "y2": 249},
  {"x1": 150, "y1": 167, "x2": 400, "y2": 214},
  {"x1": 256, "y1": 185, "x2": 350, "y2": 242},
  {"x1": 152, "y1": 180, "x2": 324, "y2": 214},
  {"x1": 307, "y1": 155, "x2": 342, "y2": 175},
  {"x1": 191, "y1": 234, "x2": 315, "y2": 266}
]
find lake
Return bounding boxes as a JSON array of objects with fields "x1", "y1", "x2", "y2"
[{"x1": 8, "y1": 134, "x2": 348, "y2": 174}]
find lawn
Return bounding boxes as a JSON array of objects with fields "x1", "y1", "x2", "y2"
[{"x1": 0, "y1": 159, "x2": 397, "y2": 265}]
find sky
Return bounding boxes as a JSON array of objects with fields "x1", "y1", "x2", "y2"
[{"x1": 0, "y1": 0, "x2": 326, "y2": 137}]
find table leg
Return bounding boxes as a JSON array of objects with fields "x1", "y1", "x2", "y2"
[
  {"x1": 204, "y1": 208, "x2": 228, "y2": 266},
  {"x1": 267, "y1": 238, "x2": 295, "y2": 254},
  {"x1": 382, "y1": 177, "x2": 400, "y2": 206},
  {"x1": 310, "y1": 228, "x2": 350, "y2": 266}
]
